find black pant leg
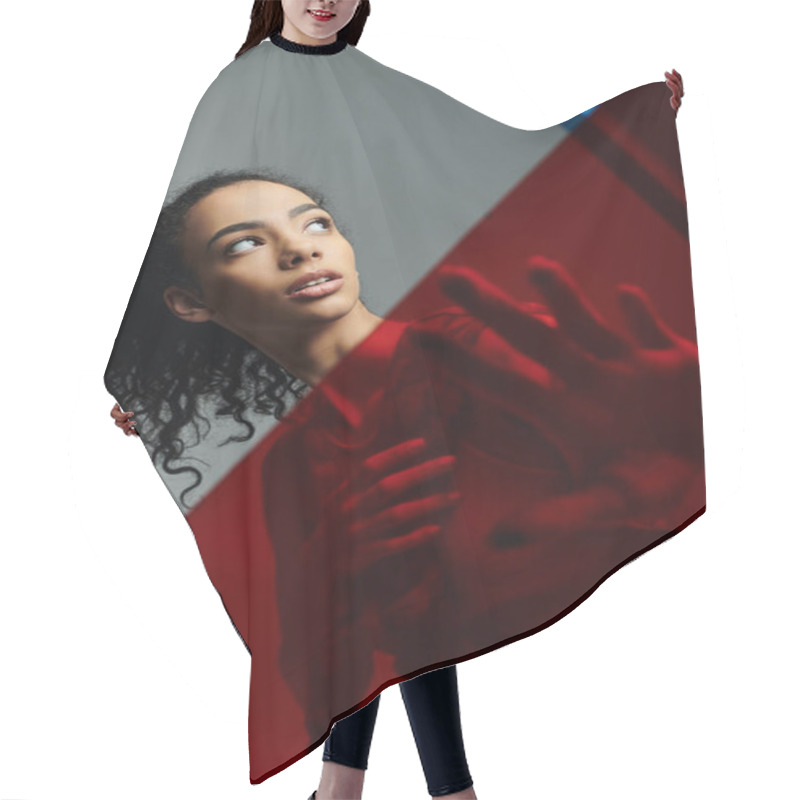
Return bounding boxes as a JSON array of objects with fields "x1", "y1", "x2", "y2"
[
  {"x1": 322, "y1": 693, "x2": 382, "y2": 770},
  {"x1": 400, "y1": 664, "x2": 474, "y2": 797}
]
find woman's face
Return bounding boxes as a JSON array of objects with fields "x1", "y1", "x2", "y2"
[
  {"x1": 172, "y1": 180, "x2": 361, "y2": 338},
  {"x1": 281, "y1": 0, "x2": 361, "y2": 40}
]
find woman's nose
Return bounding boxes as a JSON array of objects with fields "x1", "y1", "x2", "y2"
[
  {"x1": 280, "y1": 250, "x2": 321, "y2": 270},
  {"x1": 282, "y1": 245, "x2": 322, "y2": 268}
]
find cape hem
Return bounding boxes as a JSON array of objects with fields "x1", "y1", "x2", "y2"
[{"x1": 249, "y1": 502, "x2": 707, "y2": 785}]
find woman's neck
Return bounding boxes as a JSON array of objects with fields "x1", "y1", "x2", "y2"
[{"x1": 254, "y1": 303, "x2": 393, "y2": 388}]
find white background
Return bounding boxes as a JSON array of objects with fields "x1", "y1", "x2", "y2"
[{"x1": 1, "y1": 1, "x2": 797, "y2": 798}]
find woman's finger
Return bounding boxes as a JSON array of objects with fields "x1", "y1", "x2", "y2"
[
  {"x1": 433, "y1": 263, "x2": 601, "y2": 384},
  {"x1": 665, "y1": 71, "x2": 683, "y2": 110},
  {"x1": 115, "y1": 413, "x2": 138, "y2": 436},
  {"x1": 526, "y1": 256, "x2": 629, "y2": 360},
  {"x1": 330, "y1": 438, "x2": 448, "y2": 522},
  {"x1": 360, "y1": 436, "x2": 428, "y2": 480},
  {"x1": 616, "y1": 284, "x2": 680, "y2": 349},
  {"x1": 350, "y1": 454, "x2": 457, "y2": 518},
  {"x1": 357, "y1": 490, "x2": 461, "y2": 543},
  {"x1": 111, "y1": 404, "x2": 136, "y2": 428},
  {"x1": 363, "y1": 524, "x2": 442, "y2": 564},
  {"x1": 434, "y1": 264, "x2": 560, "y2": 356}
]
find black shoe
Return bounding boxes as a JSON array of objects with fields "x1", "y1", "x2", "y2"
[{"x1": 307, "y1": 792, "x2": 317, "y2": 800}]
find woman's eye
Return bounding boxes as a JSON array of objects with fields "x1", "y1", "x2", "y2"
[
  {"x1": 226, "y1": 236, "x2": 262, "y2": 255},
  {"x1": 223, "y1": 219, "x2": 330, "y2": 255},
  {"x1": 307, "y1": 217, "x2": 332, "y2": 232}
]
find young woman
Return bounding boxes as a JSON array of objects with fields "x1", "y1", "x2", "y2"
[{"x1": 109, "y1": 4, "x2": 686, "y2": 799}]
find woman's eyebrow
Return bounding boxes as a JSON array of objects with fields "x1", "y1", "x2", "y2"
[{"x1": 206, "y1": 204, "x2": 325, "y2": 251}]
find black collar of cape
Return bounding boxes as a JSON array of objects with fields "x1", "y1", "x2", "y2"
[{"x1": 270, "y1": 31, "x2": 349, "y2": 55}]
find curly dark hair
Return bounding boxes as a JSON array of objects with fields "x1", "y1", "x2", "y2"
[{"x1": 103, "y1": 168, "x2": 363, "y2": 510}]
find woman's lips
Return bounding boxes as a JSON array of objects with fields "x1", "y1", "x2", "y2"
[
  {"x1": 308, "y1": 9, "x2": 335, "y2": 22},
  {"x1": 286, "y1": 269, "x2": 345, "y2": 300},
  {"x1": 288, "y1": 277, "x2": 344, "y2": 300}
]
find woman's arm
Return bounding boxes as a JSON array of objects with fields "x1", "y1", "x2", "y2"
[{"x1": 260, "y1": 414, "x2": 461, "y2": 737}]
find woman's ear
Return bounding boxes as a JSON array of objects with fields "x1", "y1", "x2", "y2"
[{"x1": 162, "y1": 285, "x2": 215, "y2": 323}]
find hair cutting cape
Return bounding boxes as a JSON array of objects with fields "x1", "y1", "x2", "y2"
[{"x1": 104, "y1": 31, "x2": 705, "y2": 785}]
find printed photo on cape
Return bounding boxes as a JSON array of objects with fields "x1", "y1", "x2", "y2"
[{"x1": 104, "y1": 34, "x2": 705, "y2": 783}]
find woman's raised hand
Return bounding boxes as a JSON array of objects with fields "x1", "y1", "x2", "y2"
[
  {"x1": 414, "y1": 258, "x2": 703, "y2": 523},
  {"x1": 665, "y1": 68, "x2": 684, "y2": 114},
  {"x1": 110, "y1": 402, "x2": 139, "y2": 436}
]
